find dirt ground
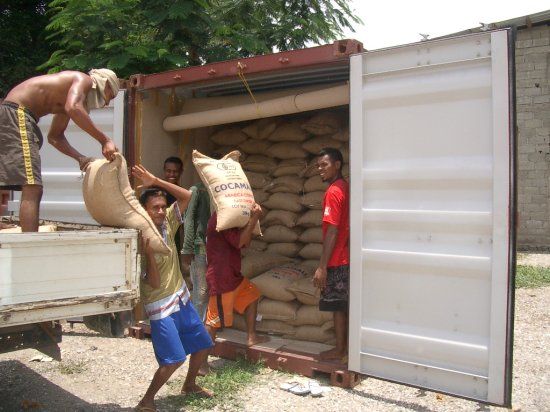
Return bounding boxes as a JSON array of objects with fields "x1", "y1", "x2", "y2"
[{"x1": 0, "y1": 255, "x2": 548, "y2": 412}]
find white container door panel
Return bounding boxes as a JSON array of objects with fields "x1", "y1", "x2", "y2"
[{"x1": 348, "y1": 30, "x2": 514, "y2": 406}]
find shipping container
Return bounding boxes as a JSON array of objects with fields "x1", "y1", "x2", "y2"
[{"x1": 3, "y1": 30, "x2": 515, "y2": 406}]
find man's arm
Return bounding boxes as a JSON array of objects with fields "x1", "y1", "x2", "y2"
[
  {"x1": 47, "y1": 113, "x2": 88, "y2": 167},
  {"x1": 182, "y1": 187, "x2": 199, "y2": 264},
  {"x1": 238, "y1": 203, "x2": 262, "y2": 248},
  {"x1": 62, "y1": 73, "x2": 116, "y2": 160},
  {"x1": 132, "y1": 164, "x2": 192, "y2": 212},
  {"x1": 313, "y1": 223, "x2": 338, "y2": 290}
]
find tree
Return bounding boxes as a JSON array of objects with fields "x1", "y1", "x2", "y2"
[
  {"x1": 41, "y1": 0, "x2": 361, "y2": 77},
  {"x1": 0, "y1": 0, "x2": 54, "y2": 96}
]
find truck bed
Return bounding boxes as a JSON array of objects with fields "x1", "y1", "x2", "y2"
[{"x1": 0, "y1": 227, "x2": 139, "y2": 328}]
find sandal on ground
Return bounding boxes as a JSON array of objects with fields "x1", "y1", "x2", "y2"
[{"x1": 279, "y1": 381, "x2": 310, "y2": 395}]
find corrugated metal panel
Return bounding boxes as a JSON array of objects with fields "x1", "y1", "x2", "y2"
[
  {"x1": 129, "y1": 40, "x2": 363, "y2": 98},
  {"x1": 348, "y1": 30, "x2": 515, "y2": 406}
]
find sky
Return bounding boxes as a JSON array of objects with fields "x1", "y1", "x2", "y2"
[{"x1": 341, "y1": 0, "x2": 549, "y2": 50}]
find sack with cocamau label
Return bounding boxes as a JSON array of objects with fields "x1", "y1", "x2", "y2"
[{"x1": 192, "y1": 150, "x2": 260, "y2": 234}]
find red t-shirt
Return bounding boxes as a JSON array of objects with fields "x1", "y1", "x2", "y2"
[
  {"x1": 205, "y1": 213, "x2": 244, "y2": 295},
  {"x1": 322, "y1": 178, "x2": 350, "y2": 267}
]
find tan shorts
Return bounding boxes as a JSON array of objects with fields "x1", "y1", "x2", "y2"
[
  {"x1": 0, "y1": 101, "x2": 43, "y2": 190},
  {"x1": 205, "y1": 278, "x2": 260, "y2": 329}
]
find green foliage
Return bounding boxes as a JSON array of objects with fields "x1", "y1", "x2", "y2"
[
  {"x1": 0, "y1": 0, "x2": 54, "y2": 95},
  {"x1": 39, "y1": 0, "x2": 361, "y2": 76},
  {"x1": 516, "y1": 265, "x2": 550, "y2": 288},
  {"x1": 167, "y1": 357, "x2": 265, "y2": 410}
]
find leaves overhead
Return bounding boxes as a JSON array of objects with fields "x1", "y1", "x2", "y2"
[{"x1": 2, "y1": 0, "x2": 361, "y2": 90}]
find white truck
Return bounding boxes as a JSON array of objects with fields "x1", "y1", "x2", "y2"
[{"x1": 1, "y1": 29, "x2": 516, "y2": 407}]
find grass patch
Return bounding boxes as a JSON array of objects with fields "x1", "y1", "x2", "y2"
[
  {"x1": 56, "y1": 359, "x2": 87, "y2": 375},
  {"x1": 516, "y1": 265, "x2": 550, "y2": 288},
  {"x1": 167, "y1": 357, "x2": 266, "y2": 410}
]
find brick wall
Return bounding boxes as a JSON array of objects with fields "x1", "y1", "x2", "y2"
[{"x1": 515, "y1": 24, "x2": 550, "y2": 251}]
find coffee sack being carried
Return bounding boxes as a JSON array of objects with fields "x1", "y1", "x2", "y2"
[
  {"x1": 82, "y1": 153, "x2": 171, "y2": 255},
  {"x1": 192, "y1": 150, "x2": 261, "y2": 234}
]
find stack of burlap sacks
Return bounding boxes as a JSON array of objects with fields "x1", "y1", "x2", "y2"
[{"x1": 209, "y1": 110, "x2": 349, "y2": 345}]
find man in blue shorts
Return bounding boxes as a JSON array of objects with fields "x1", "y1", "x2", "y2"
[{"x1": 132, "y1": 164, "x2": 214, "y2": 412}]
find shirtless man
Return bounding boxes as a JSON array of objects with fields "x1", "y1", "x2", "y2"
[{"x1": 0, "y1": 69, "x2": 119, "y2": 231}]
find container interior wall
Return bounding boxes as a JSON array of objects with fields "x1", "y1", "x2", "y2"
[
  {"x1": 138, "y1": 81, "x2": 350, "y2": 347},
  {"x1": 138, "y1": 90, "x2": 219, "y2": 188}
]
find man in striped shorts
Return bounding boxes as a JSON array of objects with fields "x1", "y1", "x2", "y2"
[{"x1": 0, "y1": 69, "x2": 119, "y2": 231}]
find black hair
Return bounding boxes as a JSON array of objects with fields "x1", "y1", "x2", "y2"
[
  {"x1": 317, "y1": 147, "x2": 344, "y2": 167},
  {"x1": 163, "y1": 156, "x2": 183, "y2": 169},
  {"x1": 139, "y1": 188, "x2": 167, "y2": 207}
]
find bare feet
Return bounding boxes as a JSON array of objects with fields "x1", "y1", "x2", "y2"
[
  {"x1": 247, "y1": 334, "x2": 270, "y2": 347},
  {"x1": 0, "y1": 222, "x2": 16, "y2": 230},
  {"x1": 181, "y1": 384, "x2": 214, "y2": 398},
  {"x1": 135, "y1": 400, "x2": 157, "y2": 412},
  {"x1": 319, "y1": 347, "x2": 347, "y2": 362}
]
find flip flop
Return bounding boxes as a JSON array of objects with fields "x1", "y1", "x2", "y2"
[
  {"x1": 289, "y1": 384, "x2": 310, "y2": 396},
  {"x1": 309, "y1": 381, "x2": 323, "y2": 397},
  {"x1": 280, "y1": 381, "x2": 310, "y2": 396},
  {"x1": 279, "y1": 381, "x2": 300, "y2": 391}
]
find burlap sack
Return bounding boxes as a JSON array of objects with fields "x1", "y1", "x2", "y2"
[
  {"x1": 268, "y1": 120, "x2": 310, "y2": 142},
  {"x1": 241, "y1": 154, "x2": 278, "y2": 173},
  {"x1": 262, "y1": 225, "x2": 302, "y2": 243},
  {"x1": 299, "y1": 259, "x2": 320, "y2": 271},
  {"x1": 262, "y1": 210, "x2": 299, "y2": 227},
  {"x1": 252, "y1": 189, "x2": 270, "y2": 204},
  {"x1": 245, "y1": 171, "x2": 272, "y2": 189},
  {"x1": 242, "y1": 118, "x2": 281, "y2": 140},
  {"x1": 257, "y1": 298, "x2": 300, "y2": 321},
  {"x1": 263, "y1": 193, "x2": 304, "y2": 213},
  {"x1": 266, "y1": 175, "x2": 305, "y2": 194},
  {"x1": 300, "y1": 158, "x2": 320, "y2": 178},
  {"x1": 239, "y1": 139, "x2": 272, "y2": 155},
  {"x1": 241, "y1": 251, "x2": 295, "y2": 279},
  {"x1": 249, "y1": 239, "x2": 268, "y2": 251},
  {"x1": 300, "y1": 191, "x2": 324, "y2": 210},
  {"x1": 289, "y1": 303, "x2": 333, "y2": 326},
  {"x1": 251, "y1": 264, "x2": 310, "y2": 301},
  {"x1": 269, "y1": 142, "x2": 308, "y2": 159},
  {"x1": 289, "y1": 323, "x2": 335, "y2": 343},
  {"x1": 256, "y1": 318, "x2": 296, "y2": 336},
  {"x1": 296, "y1": 209, "x2": 323, "y2": 227},
  {"x1": 301, "y1": 111, "x2": 344, "y2": 135},
  {"x1": 303, "y1": 175, "x2": 328, "y2": 192},
  {"x1": 210, "y1": 128, "x2": 248, "y2": 145},
  {"x1": 286, "y1": 275, "x2": 320, "y2": 305},
  {"x1": 192, "y1": 150, "x2": 260, "y2": 234},
  {"x1": 266, "y1": 242, "x2": 303, "y2": 257},
  {"x1": 302, "y1": 135, "x2": 342, "y2": 155},
  {"x1": 298, "y1": 227, "x2": 323, "y2": 243},
  {"x1": 272, "y1": 158, "x2": 309, "y2": 177},
  {"x1": 298, "y1": 243, "x2": 323, "y2": 260},
  {"x1": 232, "y1": 313, "x2": 296, "y2": 336},
  {"x1": 332, "y1": 127, "x2": 349, "y2": 142},
  {"x1": 82, "y1": 153, "x2": 170, "y2": 255}
]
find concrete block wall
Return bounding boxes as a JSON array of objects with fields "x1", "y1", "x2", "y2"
[{"x1": 515, "y1": 24, "x2": 550, "y2": 251}]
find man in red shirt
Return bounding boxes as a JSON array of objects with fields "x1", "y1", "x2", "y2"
[
  {"x1": 204, "y1": 203, "x2": 269, "y2": 357},
  {"x1": 313, "y1": 147, "x2": 350, "y2": 361}
]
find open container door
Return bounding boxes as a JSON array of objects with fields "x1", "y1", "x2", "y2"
[{"x1": 348, "y1": 29, "x2": 515, "y2": 406}]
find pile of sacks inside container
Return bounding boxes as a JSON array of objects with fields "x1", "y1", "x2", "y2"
[{"x1": 207, "y1": 109, "x2": 350, "y2": 344}]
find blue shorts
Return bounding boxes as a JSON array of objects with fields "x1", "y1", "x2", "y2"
[{"x1": 149, "y1": 300, "x2": 213, "y2": 366}]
